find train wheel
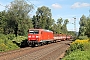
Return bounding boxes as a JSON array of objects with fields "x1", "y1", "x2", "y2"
[
  {"x1": 39, "y1": 42, "x2": 44, "y2": 46},
  {"x1": 55, "y1": 40, "x2": 57, "y2": 43},
  {"x1": 35, "y1": 43, "x2": 39, "y2": 47}
]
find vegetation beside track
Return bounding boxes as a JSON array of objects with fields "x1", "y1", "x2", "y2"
[
  {"x1": 0, "y1": 34, "x2": 19, "y2": 52},
  {"x1": 62, "y1": 39, "x2": 90, "y2": 60},
  {"x1": 12, "y1": 36, "x2": 28, "y2": 47},
  {"x1": 0, "y1": 34, "x2": 28, "y2": 52}
]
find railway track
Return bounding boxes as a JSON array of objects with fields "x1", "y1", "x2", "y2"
[
  {"x1": 0, "y1": 47, "x2": 31, "y2": 56},
  {"x1": 0, "y1": 41, "x2": 72, "y2": 60},
  {"x1": 0, "y1": 47, "x2": 32, "y2": 60},
  {"x1": 14, "y1": 43, "x2": 64, "y2": 60}
]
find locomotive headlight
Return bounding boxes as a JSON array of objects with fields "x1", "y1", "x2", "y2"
[
  {"x1": 28, "y1": 36, "x2": 31, "y2": 38},
  {"x1": 36, "y1": 36, "x2": 39, "y2": 38}
]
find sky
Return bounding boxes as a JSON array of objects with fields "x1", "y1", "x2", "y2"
[{"x1": 0, "y1": 0, "x2": 90, "y2": 32}]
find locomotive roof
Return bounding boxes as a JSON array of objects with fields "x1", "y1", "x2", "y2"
[{"x1": 29, "y1": 29, "x2": 53, "y2": 32}]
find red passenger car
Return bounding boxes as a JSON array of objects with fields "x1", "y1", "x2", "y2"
[{"x1": 27, "y1": 29, "x2": 54, "y2": 46}]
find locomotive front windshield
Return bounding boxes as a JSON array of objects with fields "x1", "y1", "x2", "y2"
[{"x1": 29, "y1": 30, "x2": 39, "y2": 34}]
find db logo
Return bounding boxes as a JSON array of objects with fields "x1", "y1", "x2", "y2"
[{"x1": 32, "y1": 36, "x2": 35, "y2": 38}]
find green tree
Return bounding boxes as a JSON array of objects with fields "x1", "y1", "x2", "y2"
[
  {"x1": 68, "y1": 31, "x2": 76, "y2": 37},
  {"x1": 51, "y1": 23, "x2": 58, "y2": 34},
  {"x1": 85, "y1": 17, "x2": 90, "y2": 37},
  {"x1": 32, "y1": 15, "x2": 40, "y2": 29},
  {"x1": 0, "y1": 11, "x2": 7, "y2": 34},
  {"x1": 5, "y1": 0, "x2": 34, "y2": 36},
  {"x1": 78, "y1": 15, "x2": 87, "y2": 36},
  {"x1": 32, "y1": 6, "x2": 54, "y2": 30},
  {"x1": 51, "y1": 18, "x2": 69, "y2": 34},
  {"x1": 61, "y1": 19, "x2": 69, "y2": 34},
  {"x1": 56, "y1": 18, "x2": 63, "y2": 33}
]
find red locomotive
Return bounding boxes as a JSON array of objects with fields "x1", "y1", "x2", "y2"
[
  {"x1": 27, "y1": 29, "x2": 54, "y2": 46},
  {"x1": 27, "y1": 29, "x2": 72, "y2": 46}
]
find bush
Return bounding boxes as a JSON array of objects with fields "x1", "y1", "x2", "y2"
[
  {"x1": 6, "y1": 40, "x2": 19, "y2": 51},
  {"x1": 63, "y1": 40, "x2": 90, "y2": 60},
  {"x1": 13, "y1": 36, "x2": 27, "y2": 43},
  {"x1": 83, "y1": 42, "x2": 90, "y2": 51},
  {"x1": 0, "y1": 34, "x2": 27, "y2": 52},
  {"x1": 63, "y1": 51, "x2": 90, "y2": 60},
  {"x1": 6, "y1": 34, "x2": 15, "y2": 40},
  {"x1": 12, "y1": 36, "x2": 27, "y2": 47},
  {"x1": 0, "y1": 34, "x2": 19, "y2": 52},
  {"x1": 0, "y1": 34, "x2": 8, "y2": 44},
  {"x1": 0, "y1": 43, "x2": 8, "y2": 52},
  {"x1": 0, "y1": 39, "x2": 4, "y2": 44},
  {"x1": 0, "y1": 34, "x2": 15, "y2": 41},
  {"x1": 78, "y1": 36, "x2": 88, "y2": 40},
  {"x1": 66, "y1": 43, "x2": 84, "y2": 55}
]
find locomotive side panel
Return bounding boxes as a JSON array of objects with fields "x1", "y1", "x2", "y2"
[{"x1": 40, "y1": 30, "x2": 54, "y2": 42}]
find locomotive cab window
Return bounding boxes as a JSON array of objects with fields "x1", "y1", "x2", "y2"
[{"x1": 29, "y1": 30, "x2": 39, "y2": 34}]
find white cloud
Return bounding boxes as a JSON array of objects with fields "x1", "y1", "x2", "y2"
[
  {"x1": 52, "y1": 3, "x2": 62, "y2": 9},
  {"x1": 71, "y1": 2, "x2": 90, "y2": 9}
]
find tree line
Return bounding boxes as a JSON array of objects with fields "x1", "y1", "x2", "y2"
[
  {"x1": 0, "y1": 0, "x2": 76, "y2": 37},
  {"x1": 78, "y1": 15, "x2": 90, "y2": 38}
]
